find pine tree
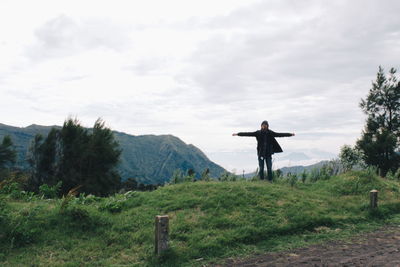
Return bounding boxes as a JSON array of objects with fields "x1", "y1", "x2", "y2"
[
  {"x1": 0, "y1": 135, "x2": 16, "y2": 169},
  {"x1": 82, "y1": 119, "x2": 121, "y2": 196},
  {"x1": 28, "y1": 118, "x2": 121, "y2": 196},
  {"x1": 356, "y1": 66, "x2": 400, "y2": 176},
  {"x1": 27, "y1": 129, "x2": 60, "y2": 189}
]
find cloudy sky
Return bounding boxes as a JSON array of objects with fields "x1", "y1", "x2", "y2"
[{"x1": 1, "y1": 0, "x2": 400, "y2": 173}]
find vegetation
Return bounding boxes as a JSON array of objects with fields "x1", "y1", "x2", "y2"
[
  {"x1": 356, "y1": 66, "x2": 400, "y2": 176},
  {"x1": 0, "y1": 136, "x2": 16, "y2": 177},
  {"x1": 1, "y1": 65, "x2": 400, "y2": 265},
  {"x1": 27, "y1": 118, "x2": 121, "y2": 196},
  {"x1": 0, "y1": 123, "x2": 226, "y2": 185},
  {"x1": 339, "y1": 145, "x2": 363, "y2": 171},
  {"x1": 2, "y1": 168, "x2": 400, "y2": 266}
]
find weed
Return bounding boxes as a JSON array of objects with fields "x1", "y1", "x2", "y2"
[{"x1": 39, "y1": 181, "x2": 62, "y2": 199}]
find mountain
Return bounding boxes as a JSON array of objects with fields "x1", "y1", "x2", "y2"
[
  {"x1": 279, "y1": 160, "x2": 331, "y2": 175},
  {"x1": 243, "y1": 160, "x2": 334, "y2": 178},
  {"x1": 277, "y1": 152, "x2": 312, "y2": 161},
  {"x1": 0, "y1": 123, "x2": 226, "y2": 184}
]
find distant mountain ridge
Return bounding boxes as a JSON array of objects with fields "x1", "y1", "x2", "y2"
[
  {"x1": 0, "y1": 123, "x2": 226, "y2": 184},
  {"x1": 243, "y1": 160, "x2": 333, "y2": 178}
]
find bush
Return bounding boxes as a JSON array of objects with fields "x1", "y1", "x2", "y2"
[
  {"x1": 301, "y1": 171, "x2": 307, "y2": 183},
  {"x1": 170, "y1": 169, "x2": 184, "y2": 184},
  {"x1": 0, "y1": 182, "x2": 34, "y2": 200},
  {"x1": 0, "y1": 201, "x2": 43, "y2": 248},
  {"x1": 288, "y1": 173, "x2": 297, "y2": 187},
  {"x1": 71, "y1": 193, "x2": 102, "y2": 205},
  {"x1": 39, "y1": 181, "x2": 62, "y2": 199},
  {"x1": 99, "y1": 198, "x2": 124, "y2": 213},
  {"x1": 218, "y1": 171, "x2": 238, "y2": 182},
  {"x1": 330, "y1": 170, "x2": 384, "y2": 195},
  {"x1": 59, "y1": 205, "x2": 100, "y2": 231}
]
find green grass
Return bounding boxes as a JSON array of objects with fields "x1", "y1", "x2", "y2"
[{"x1": 1, "y1": 171, "x2": 400, "y2": 266}]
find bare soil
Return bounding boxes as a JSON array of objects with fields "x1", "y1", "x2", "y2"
[{"x1": 215, "y1": 226, "x2": 400, "y2": 266}]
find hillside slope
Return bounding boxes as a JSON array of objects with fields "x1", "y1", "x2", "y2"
[
  {"x1": 0, "y1": 123, "x2": 225, "y2": 184},
  {"x1": 1, "y1": 171, "x2": 400, "y2": 266}
]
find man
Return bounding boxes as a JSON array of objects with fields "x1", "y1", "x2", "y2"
[{"x1": 232, "y1": 121, "x2": 295, "y2": 181}]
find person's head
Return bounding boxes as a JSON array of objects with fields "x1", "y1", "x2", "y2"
[{"x1": 261, "y1": 120, "x2": 269, "y2": 130}]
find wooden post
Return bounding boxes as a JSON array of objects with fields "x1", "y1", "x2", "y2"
[
  {"x1": 155, "y1": 215, "x2": 169, "y2": 255},
  {"x1": 370, "y1": 189, "x2": 378, "y2": 209}
]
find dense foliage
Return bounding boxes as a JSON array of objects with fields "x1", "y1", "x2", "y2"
[
  {"x1": 339, "y1": 145, "x2": 363, "y2": 171},
  {"x1": 0, "y1": 123, "x2": 226, "y2": 184},
  {"x1": 27, "y1": 118, "x2": 121, "y2": 196},
  {"x1": 357, "y1": 66, "x2": 400, "y2": 176},
  {"x1": 0, "y1": 136, "x2": 16, "y2": 170}
]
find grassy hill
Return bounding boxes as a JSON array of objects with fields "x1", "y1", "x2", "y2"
[
  {"x1": 0, "y1": 123, "x2": 226, "y2": 184},
  {"x1": 1, "y1": 170, "x2": 400, "y2": 266}
]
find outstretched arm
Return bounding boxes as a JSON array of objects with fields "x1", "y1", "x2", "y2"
[
  {"x1": 271, "y1": 131, "x2": 295, "y2": 137},
  {"x1": 232, "y1": 132, "x2": 257, "y2": 137}
]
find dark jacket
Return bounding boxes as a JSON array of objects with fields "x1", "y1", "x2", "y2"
[{"x1": 238, "y1": 130, "x2": 292, "y2": 156}]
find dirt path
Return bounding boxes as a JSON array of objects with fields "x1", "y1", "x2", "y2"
[{"x1": 216, "y1": 226, "x2": 400, "y2": 266}]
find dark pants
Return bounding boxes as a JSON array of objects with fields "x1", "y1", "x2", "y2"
[{"x1": 258, "y1": 155, "x2": 272, "y2": 181}]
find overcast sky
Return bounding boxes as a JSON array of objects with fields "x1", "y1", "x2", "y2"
[{"x1": 1, "y1": 0, "x2": 400, "y2": 172}]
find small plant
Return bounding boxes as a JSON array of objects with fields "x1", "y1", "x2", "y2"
[
  {"x1": 98, "y1": 192, "x2": 139, "y2": 213},
  {"x1": 99, "y1": 198, "x2": 124, "y2": 213},
  {"x1": 39, "y1": 181, "x2": 62, "y2": 199},
  {"x1": 218, "y1": 171, "x2": 230, "y2": 181},
  {"x1": 0, "y1": 182, "x2": 30, "y2": 200},
  {"x1": 60, "y1": 185, "x2": 82, "y2": 214},
  {"x1": 71, "y1": 193, "x2": 102, "y2": 205},
  {"x1": 183, "y1": 169, "x2": 196, "y2": 182},
  {"x1": 301, "y1": 170, "x2": 307, "y2": 183},
  {"x1": 288, "y1": 173, "x2": 297, "y2": 187},
  {"x1": 218, "y1": 171, "x2": 238, "y2": 182},
  {"x1": 170, "y1": 169, "x2": 184, "y2": 184},
  {"x1": 201, "y1": 168, "x2": 211, "y2": 181},
  {"x1": 275, "y1": 169, "x2": 282, "y2": 179},
  {"x1": 395, "y1": 168, "x2": 400, "y2": 180}
]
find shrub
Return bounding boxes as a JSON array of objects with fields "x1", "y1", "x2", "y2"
[
  {"x1": 218, "y1": 171, "x2": 238, "y2": 182},
  {"x1": 288, "y1": 173, "x2": 297, "y2": 187},
  {"x1": 0, "y1": 202, "x2": 43, "y2": 248},
  {"x1": 0, "y1": 182, "x2": 34, "y2": 200},
  {"x1": 330, "y1": 170, "x2": 385, "y2": 195},
  {"x1": 200, "y1": 168, "x2": 211, "y2": 181},
  {"x1": 170, "y1": 169, "x2": 184, "y2": 184},
  {"x1": 301, "y1": 171, "x2": 307, "y2": 183},
  {"x1": 59, "y1": 205, "x2": 101, "y2": 231},
  {"x1": 39, "y1": 181, "x2": 62, "y2": 199},
  {"x1": 99, "y1": 198, "x2": 124, "y2": 213},
  {"x1": 72, "y1": 193, "x2": 102, "y2": 205}
]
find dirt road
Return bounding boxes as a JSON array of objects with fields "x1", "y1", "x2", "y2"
[{"x1": 217, "y1": 226, "x2": 400, "y2": 266}]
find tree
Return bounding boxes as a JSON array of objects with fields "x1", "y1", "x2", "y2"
[
  {"x1": 339, "y1": 145, "x2": 363, "y2": 171},
  {"x1": 0, "y1": 135, "x2": 16, "y2": 171},
  {"x1": 28, "y1": 118, "x2": 121, "y2": 196},
  {"x1": 27, "y1": 129, "x2": 60, "y2": 189},
  {"x1": 81, "y1": 119, "x2": 121, "y2": 196},
  {"x1": 356, "y1": 66, "x2": 400, "y2": 176}
]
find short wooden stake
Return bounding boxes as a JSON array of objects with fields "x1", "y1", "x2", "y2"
[
  {"x1": 370, "y1": 189, "x2": 378, "y2": 209},
  {"x1": 155, "y1": 215, "x2": 169, "y2": 255}
]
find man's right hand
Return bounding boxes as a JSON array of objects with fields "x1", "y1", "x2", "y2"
[{"x1": 232, "y1": 133, "x2": 238, "y2": 136}]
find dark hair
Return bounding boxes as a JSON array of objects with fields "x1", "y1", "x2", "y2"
[{"x1": 261, "y1": 120, "x2": 269, "y2": 126}]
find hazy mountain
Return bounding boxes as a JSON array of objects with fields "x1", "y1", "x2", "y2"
[
  {"x1": 279, "y1": 160, "x2": 331, "y2": 175},
  {"x1": 277, "y1": 152, "x2": 311, "y2": 161},
  {"x1": 243, "y1": 160, "x2": 334, "y2": 178},
  {"x1": 0, "y1": 123, "x2": 226, "y2": 184}
]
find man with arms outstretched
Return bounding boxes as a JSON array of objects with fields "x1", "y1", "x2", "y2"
[{"x1": 233, "y1": 121, "x2": 295, "y2": 181}]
